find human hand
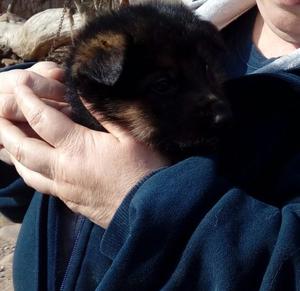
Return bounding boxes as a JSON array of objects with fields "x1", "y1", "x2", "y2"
[
  {"x1": 0, "y1": 62, "x2": 68, "y2": 164},
  {"x1": 0, "y1": 61, "x2": 67, "y2": 122},
  {"x1": 0, "y1": 84, "x2": 168, "y2": 228}
]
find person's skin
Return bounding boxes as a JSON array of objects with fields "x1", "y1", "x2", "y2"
[
  {"x1": 0, "y1": 62, "x2": 168, "y2": 228},
  {"x1": 253, "y1": 0, "x2": 300, "y2": 58}
]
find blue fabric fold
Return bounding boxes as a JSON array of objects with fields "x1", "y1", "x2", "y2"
[{"x1": 1, "y1": 45, "x2": 300, "y2": 291}]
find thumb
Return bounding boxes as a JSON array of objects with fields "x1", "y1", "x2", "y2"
[
  {"x1": 27, "y1": 62, "x2": 65, "y2": 82},
  {"x1": 100, "y1": 119, "x2": 133, "y2": 141}
]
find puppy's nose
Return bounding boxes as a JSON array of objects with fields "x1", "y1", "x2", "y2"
[{"x1": 212, "y1": 101, "x2": 232, "y2": 127}]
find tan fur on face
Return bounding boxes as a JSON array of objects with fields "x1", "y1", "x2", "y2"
[
  {"x1": 120, "y1": 104, "x2": 157, "y2": 143},
  {"x1": 79, "y1": 96, "x2": 157, "y2": 144}
]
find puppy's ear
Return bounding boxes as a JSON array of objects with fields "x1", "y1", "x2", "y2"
[
  {"x1": 199, "y1": 20, "x2": 226, "y2": 54},
  {"x1": 71, "y1": 32, "x2": 127, "y2": 86}
]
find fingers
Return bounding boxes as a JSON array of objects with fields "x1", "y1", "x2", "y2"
[
  {"x1": 42, "y1": 99, "x2": 71, "y2": 116},
  {"x1": 0, "y1": 148, "x2": 13, "y2": 165},
  {"x1": 46, "y1": 68, "x2": 65, "y2": 83},
  {"x1": 0, "y1": 117, "x2": 55, "y2": 177},
  {"x1": 11, "y1": 155, "x2": 55, "y2": 195},
  {"x1": 14, "y1": 85, "x2": 80, "y2": 147},
  {"x1": 0, "y1": 63, "x2": 66, "y2": 121},
  {"x1": 0, "y1": 93, "x2": 26, "y2": 121},
  {"x1": 1, "y1": 70, "x2": 66, "y2": 100},
  {"x1": 0, "y1": 93, "x2": 70, "y2": 122},
  {"x1": 27, "y1": 62, "x2": 65, "y2": 82},
  {"x1": 27, "y1": 61, "x2": 59, "y2": 72}
]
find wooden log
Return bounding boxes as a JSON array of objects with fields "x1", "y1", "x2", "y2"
[{"x1": 0, "y1": 8, "x2": 84, "y2": 60}]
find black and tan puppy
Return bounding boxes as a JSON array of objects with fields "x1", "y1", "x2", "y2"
[{"x1": 65, "y1": 1, "x2": 230, "y2": 162}]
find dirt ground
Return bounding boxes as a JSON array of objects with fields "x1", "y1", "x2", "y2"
[{"x1": 0, "y1": 214, "x2": 21, "y2": 291}]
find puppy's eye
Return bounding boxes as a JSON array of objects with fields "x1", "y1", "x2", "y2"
[
  {"x1": 205, "y1": 64, "x2": 215, "y2": 83},
  {"x1": 151, "y1": 78, "x2": 176, "y2": 95},
  {"x1": 205, "y1": 64, "x2": 209, "y2": 73}
]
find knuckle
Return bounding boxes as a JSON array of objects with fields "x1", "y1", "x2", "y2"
[
  {"x1": 59, "y1": 126, "x2": 83, "y2": 152},
  {"x1": 13, "y1": 70, "x2": 32, "y2": 86},
  {"x1": 0, "y1": 97, "x2": 16, "y2": 118},
  {"x1": 28, "y1": 108, "x2": 44, "y2": 127},
  {"x1": 50, "y1": 156, "x2": 61, "y2": 182},
  {"x1": 14, "y1": 141, "x2": 24, "y2": 163},
  {"x1": 31, "y1": 61, "x2": 57, "y2": 70}
]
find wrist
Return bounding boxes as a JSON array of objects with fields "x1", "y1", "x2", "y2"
[{"x1": 99, "y1": 167, "x2": 166, "y2": 229}]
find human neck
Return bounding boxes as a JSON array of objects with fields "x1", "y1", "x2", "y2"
[{"x1": 252, "y1": 12, "x2": 300, "y2": 59}]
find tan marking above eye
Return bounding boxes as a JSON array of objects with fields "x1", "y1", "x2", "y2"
[{"x1": 71, "y1": 32, "x2": 126, "y2": 78}]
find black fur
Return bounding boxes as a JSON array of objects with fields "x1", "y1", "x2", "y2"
[{"x1": 64, "y1": 1, "x2": 231, "y2": 162}]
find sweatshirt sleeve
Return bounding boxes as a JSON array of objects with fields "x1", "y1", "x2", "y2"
[
  {"x1": 99, "y1": 156, "x2": 300, "y2": 290},
  {"x1": 101, "y1": 156, "x2": 229, "y2": 260}
]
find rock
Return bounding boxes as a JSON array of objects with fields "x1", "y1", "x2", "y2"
[
  {"x1": 0, "y1": 253, "x2": 14, "y2": 291},
  {"x1": 0, "y1": 45, "x2": 12, "y2": 58},
  {"x1": 0, "y1": 58, "x2": 20, "y2": 67},
  {"x1": 0, "y1": 12, "x2": 25, "y2": 24}
]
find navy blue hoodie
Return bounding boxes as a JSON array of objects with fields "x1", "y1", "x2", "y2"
[{"x1": 1, "y1": 63, "x2": 300, "y2": 290}]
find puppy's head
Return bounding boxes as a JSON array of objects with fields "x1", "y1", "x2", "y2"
[{"x1": 65, "y1": 2, "x2": 230, "y2": 160}]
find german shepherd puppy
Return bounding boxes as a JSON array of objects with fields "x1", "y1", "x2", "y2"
[{"x1": 65, "y1": 1, "x2": 230, "y2": 162}]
